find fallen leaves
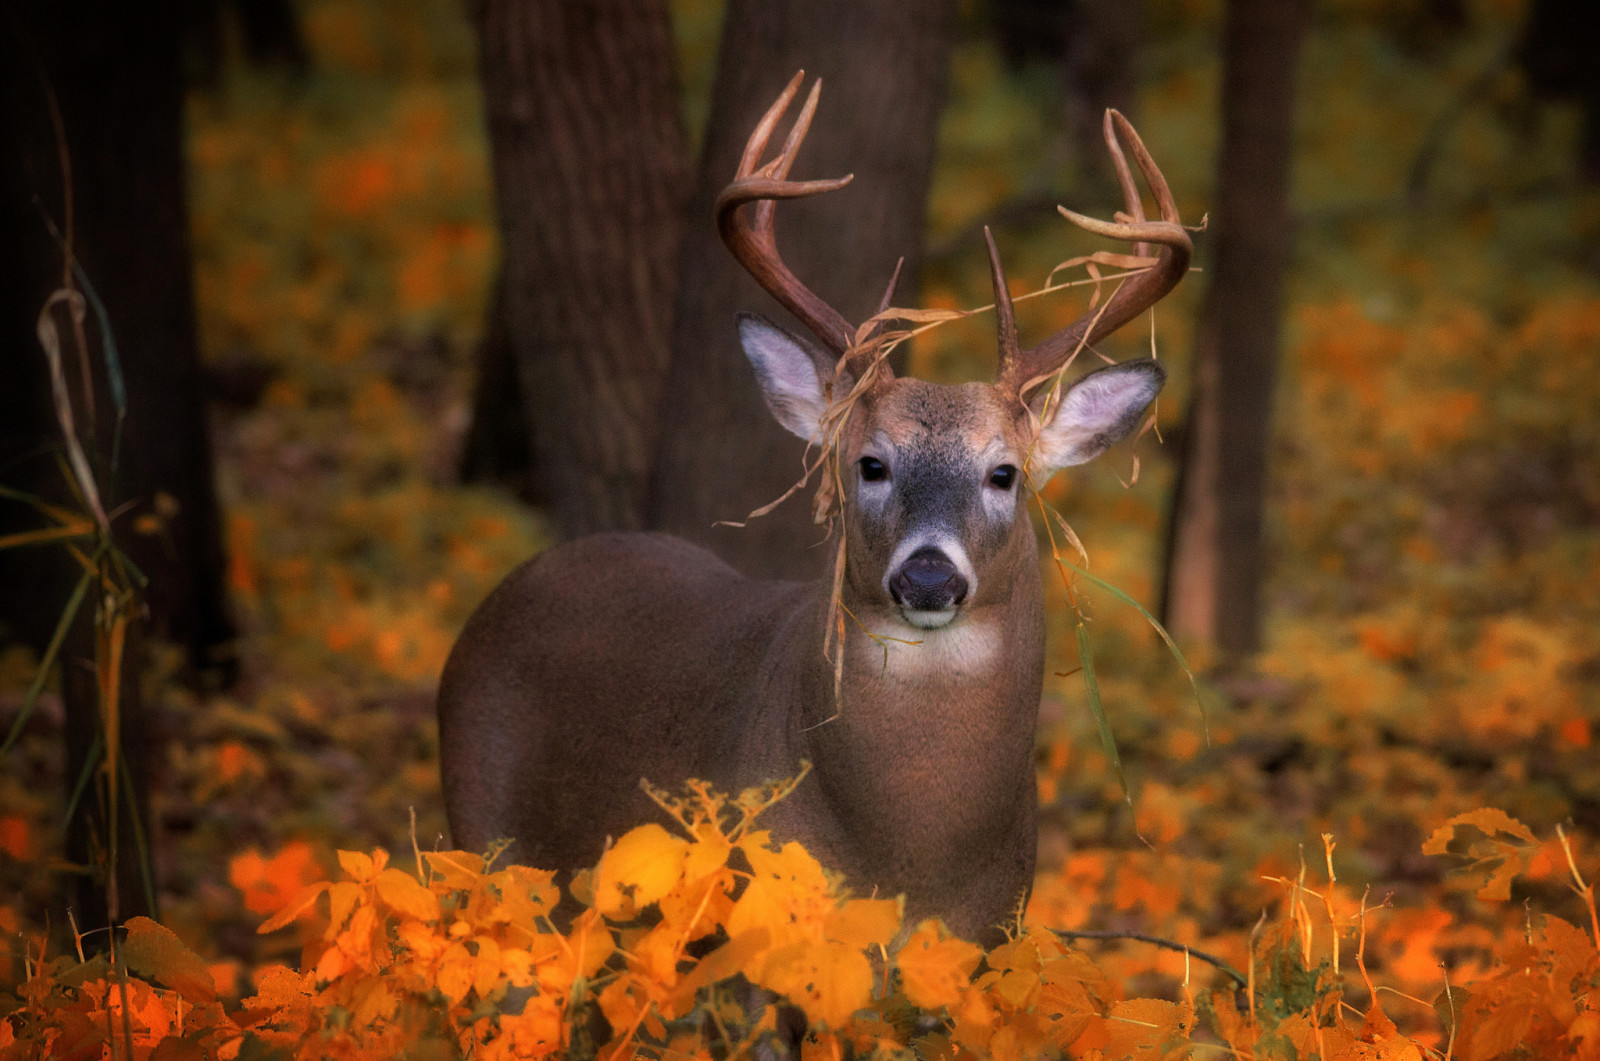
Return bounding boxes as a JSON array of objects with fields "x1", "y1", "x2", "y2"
[{"x1": 8, "y1": 787, "x2": 1599, "y2": 1060}]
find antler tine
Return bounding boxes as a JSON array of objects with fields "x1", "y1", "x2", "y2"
[
  {"x1": 996, "y1": 110, "x2": 1192, "y2": 396},
  {"x1": 1103, "y1": 109, "x2": 1148, "y2": 261},
  {"x1": 737, "y1": 71, "x2": 804, "y2": 179},
  {"x1": 715, "y1": 72, "x2": 859, "y2": 358},
  {"x1": 983, "y1": 227, "x2": 1020, "y2": 366}
]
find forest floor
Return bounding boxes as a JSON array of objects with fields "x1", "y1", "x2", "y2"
[{"x1": 3, "y1": 0, "x2": 1600, "y2": 1054}]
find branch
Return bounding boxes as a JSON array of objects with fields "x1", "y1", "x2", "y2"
[{"x1": 1053, "y1": 928, "x2": 1248, "y2": 989}]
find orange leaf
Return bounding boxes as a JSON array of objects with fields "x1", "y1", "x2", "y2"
[
  {"x1": 230, "y1": 841, "x2": 322, "y2": 916},
  {"x1": 1100, "y1": 997, "x2": 1190, "y2": 1058},
  {"x1": 897, "y1": 921, "x2": 983, "y2": 1011},
  {"x1": 122, "y1": 917, "x2": 217, "y2": 1003},
  {"x1": 1421, "y1": 808, "x2": 1537, "y2": 855},
  {"x1": 256, "y1": 882, "x2": 330, "y2": 934}
]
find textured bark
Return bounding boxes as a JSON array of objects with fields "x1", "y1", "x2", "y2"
[
  {"x1": 647, "y1": 0, "x2": 956, "y2": 580},
  {"x1": 1, "y1": 0, "x2": 238, "y2": 926},
  {"x1": 473, "y1": 0, "x2": 688, "y2": 538},
  {"x1": 1160, "y1": 0, "x2": 1307, "y2": 655}
]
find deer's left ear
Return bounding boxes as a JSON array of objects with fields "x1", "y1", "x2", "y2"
[{"x1": 1032, "y1": 360, "x2": 1165, "y2": 474}]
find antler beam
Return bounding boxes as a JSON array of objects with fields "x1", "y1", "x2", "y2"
[
  {"x1": 991, "y1": 109, "x2": 1193, "y2": 396},
  {"x1": 715, "y1": 72, "x2": 859, "y2": 362}
]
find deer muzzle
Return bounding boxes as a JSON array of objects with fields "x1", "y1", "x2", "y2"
[{"x1": 889, "y1": 547, "x2": 969, "y2": 626}]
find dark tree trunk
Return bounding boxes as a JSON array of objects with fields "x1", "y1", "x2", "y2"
[
  {"x1": 646, "y1": 0, "x2": 956, "y2": 580},
  {"x1": 1160, "y1": 0, "x2": 1307, "y2": 656},
  {"x1": 458, "y1": 270, "x2": 540, "y2": 503},
  {"x1": 1518, "y1": 0, "x2": 1600, "y2": 179},
  {"x1": 472, "y1": 0, "x2": 689, "y2": 539},
  {"x1": 1, "y1": 0, "x2": 238, "y2": 928}
]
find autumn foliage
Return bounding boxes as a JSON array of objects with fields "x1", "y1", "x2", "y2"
[
  {"x1": 4, "y1": 1, "x2": 1600, "y2": 1059},
  {"x1": 5, "y1": 781, "x2": 1599, "y2": 1059}
]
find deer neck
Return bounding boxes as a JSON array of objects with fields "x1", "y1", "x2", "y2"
[{"x1": 780, "y1": 528, "x2": 1046, "y2": 890}]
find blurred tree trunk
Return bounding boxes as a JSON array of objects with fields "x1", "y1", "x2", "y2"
[
  {"x1": 1160, "y1": 0, "x2": 1307, "y2": 656},
  {"x1": 1518, "y1": 0, "x2": 1600, "y2": 180},
  {"x1": 992, "y1": 0, "x2": 1141, "y2": 187},
  {"x1": 472, "y1": 0, "x2": 689, "y2": 538},
  {"x1": 458, "y1": 271, "x2": 540, "y2": 503},
  {"x1": 1, "y1": 0, "x2": 241, "y2": 929},
  {"x1": 647, "y1": 0, "x2": 955, "y2": 579}
]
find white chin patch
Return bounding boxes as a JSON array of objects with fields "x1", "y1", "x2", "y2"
[{"x1": 901, "y1": 608, "x2": 958, "y2": 629}]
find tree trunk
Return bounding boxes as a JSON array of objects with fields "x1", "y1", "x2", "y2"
[
  {"x1": 1160, "y1": 0, "x2": 1307, "y2": 656},
  {"x1": 472, "y1": 0, "x2": 689, "y2": 539},
  {"x1": 1, "y1": 0, "x2": 239, "y2": 928},
  {"x1": 647, "y1": 0, "x2": 956, "y2": 580},
  {"x1": 458, "y1": 271, "x2": 540, "y2": 503}
]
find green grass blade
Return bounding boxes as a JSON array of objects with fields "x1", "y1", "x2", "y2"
[
  {"x1": 65, "y1": 728, "x2": 103, "y2": 829},
  {"x1": 1, "y1": 565, "x2": 92, "y2": 755},
  {"x1": 1075, "y1": 621, "x2": 1133, "y2": 815},
  {"x1": 119, "y1": 749, "x2": 158, "y2": 919},
  {"x1": 1060, "y1": 558, "x2": 1210, "y2": 743}
]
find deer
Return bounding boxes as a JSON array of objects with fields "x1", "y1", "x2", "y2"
[{"x1": 438, "y1": 72, "x2": 1192, "y2": 947}]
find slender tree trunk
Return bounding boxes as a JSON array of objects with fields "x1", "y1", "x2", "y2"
[
  {"x1": 1, "y1": 0, "x2": 238, "y2": 928},
  {"x1": 1160, "y1": 0, "x2": 1307, "y2": 656},
  {"x1": 647, "y1": 0, "x2": 956, "y2": 580},
  {"x1": 472, "y1": 0, "x2": 688, "y2": 539}
]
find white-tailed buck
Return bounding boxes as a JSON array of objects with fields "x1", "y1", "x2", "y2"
[{"x1": 439, "y1": 73, "x2": 1191, "y2": 945}]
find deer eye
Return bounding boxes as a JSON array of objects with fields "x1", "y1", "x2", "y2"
[
  {"x1": 989, "y1": 464, "x2": 1018, "y2": 490},
  {"x1": 858, "y1": 456, "x2": 888, "y2": 482}
]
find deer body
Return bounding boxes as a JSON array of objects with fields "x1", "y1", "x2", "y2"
[
  {"x1": 439, "y1": 74, "x2": 1191, "y2": 946},
  {"x1": 439, "y1": 520, "x2": 1044, "y2": 941}
]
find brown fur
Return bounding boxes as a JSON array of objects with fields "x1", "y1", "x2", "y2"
[{"x1": 439, "y1": 378, "x2": 1055, "y2": 946}]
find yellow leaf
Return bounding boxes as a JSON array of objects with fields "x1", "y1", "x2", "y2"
[
  {"x1": 594, "y1": 824, "x2": 689, "y2": 918},
  {"x1": 727, "y1": 875, "x2": 796, "y2": 942},
  {"x1": 470, "y1": 936, "x2": 502, "y2": 999},
  {"x1": 1033, "y1": 977, "x2": 1097, "y2": 1050},
  {"x1": 376, "y1": 867, "x2": 440, "y2": 922},
  {"x1": 122, "y1": 917, "x2": 217, "y2": 1003},
  {"x1": 669, "y1": 927, "x2": 772, "y2": 1018},
  {"x1": 325, "y1": 881, "x2": 363, "y2": 939},
  {"x1": 991, "y1": 968, "x2": 1039, "y2": 1010},
  {"x1": 825, "y1": 899, "x2": 901, "y2": 951},
  {"x1": 422, "y1": 850, "x2": 485, "y2": 890},
  {"x1": 757, "y1": 940, "x2": 873, "y2": 1030},
  {"x1": 350, "y1": 977, "x2": 396, "y2": 1026},
  {"x1": 896, "y1": 921, "x2": 983, "y2": 1011},
  {"x1": 682, "y1": 832, "x2": 732, "y2": 883},
  {"x1": 744, "y1": 840, "x2": 830, "y2": 894},
  {"x1": 1101, "y1": 997, "x2": 1190, "y2": 1059},
  {"x1": 437, "y1": 941, "x2": 476, "y2": 1005},
  {"x1": 337, "y1": 849, "x2": 376, "y2": 882}
]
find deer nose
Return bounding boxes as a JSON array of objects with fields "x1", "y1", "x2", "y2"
[{"x1": 889, "y1": 548, "x2": 969, "y2": 612}]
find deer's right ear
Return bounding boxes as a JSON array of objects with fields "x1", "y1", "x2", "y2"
[{"x1": 738, "y1": 313, "x2": 830, "y2": 443}]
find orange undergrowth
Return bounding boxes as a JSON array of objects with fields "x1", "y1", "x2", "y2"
[{"x1": 4, "y1": 783, "x2": 1598, "y2": 1060}]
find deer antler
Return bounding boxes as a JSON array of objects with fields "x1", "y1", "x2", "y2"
[
  {"x1": 990, "y1": 109, "x2": 1193, "y2": 397},
  {"x1": 717, "y1": 72, "x2": 893, "y2": 384}
]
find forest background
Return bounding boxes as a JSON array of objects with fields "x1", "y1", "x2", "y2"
[{"x1": 1, "y1": 0, "x2": 1599, "y2": 1056}]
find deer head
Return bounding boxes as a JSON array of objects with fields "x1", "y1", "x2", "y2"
[{"x1": 721, "y1": 72, "x2": 1192, "y2": 636}]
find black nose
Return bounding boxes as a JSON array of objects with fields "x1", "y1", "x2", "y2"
[{"x1": 889, "y1": 548, "x2": 968, "y2": 611}]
